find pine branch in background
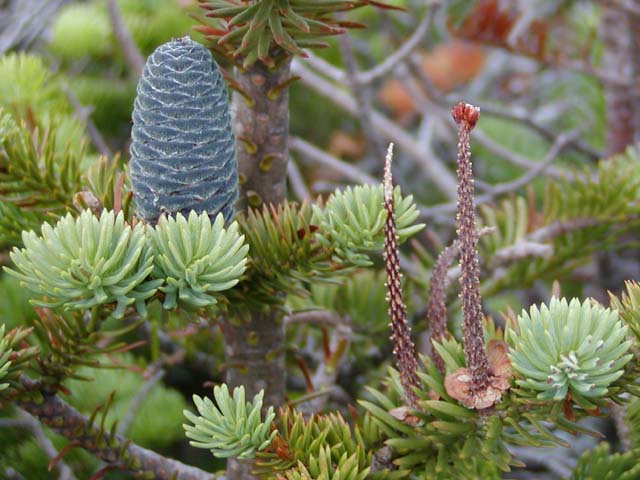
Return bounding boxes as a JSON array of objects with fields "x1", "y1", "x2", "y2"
[
  {"x1": 0, "y1": 53, "x2": 69, "y2": 117},
  {"x1": 14, "y1": 377, "x2": 213, "y2": 480},
  {"x1": 0, "y1": 109, "x2": 84, "y2": 244},
  {"x1": 478, "y1": 148, "x2": 640, "y2": 298},
  {"x1": 287, "y1": 269, "x2": 389, "y2": 335},
  {"x1": 0, "y1": 201, "x2": 40, "y2": 247}
]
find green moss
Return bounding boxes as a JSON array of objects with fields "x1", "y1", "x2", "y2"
[
  {"x1": 0, "y1": 274, "x2": 37, "y2": 331},
  {"x1": 64, "y1": 355, "x2": 188, "y2": 449}
]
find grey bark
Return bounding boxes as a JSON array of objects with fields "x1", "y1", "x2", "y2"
[{"x1": 225, "y1": 58, "x2": 292, "y2": 479}]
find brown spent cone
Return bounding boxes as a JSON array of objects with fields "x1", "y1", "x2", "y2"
[
  {"x1": 445, "y1": 102, "x2": 510, "y2": 409},
  {"x1": 444, "y1": 339, "x2": 511, "y2": 409},
  {"x1": 383, "y1": 143, "x2": 420, "y2": 408}
]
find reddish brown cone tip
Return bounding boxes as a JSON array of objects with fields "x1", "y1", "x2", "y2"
[
  {"x1": 452, "y1": 102, "x2": 480, "y2": 128},
  {"x1": 444, "y1": 339, "x2": 511, "y2": 409}
]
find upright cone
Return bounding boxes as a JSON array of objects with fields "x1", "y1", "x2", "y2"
[{"x1": 130, "y1": 36, "x2": 237, "y2": 223}]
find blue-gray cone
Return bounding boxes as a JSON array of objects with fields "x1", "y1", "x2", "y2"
[{"x1": 130, "y1": 36, "x2": 238, "y2": 223}]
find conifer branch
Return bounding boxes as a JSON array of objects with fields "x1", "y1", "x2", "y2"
[{"x1": 16, "y1": 377, "x2": 214, "y2": 480}]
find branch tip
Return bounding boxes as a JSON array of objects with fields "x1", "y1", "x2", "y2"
[{"x1": 383, "y1": 142, "x2": 394, "y2": 202}]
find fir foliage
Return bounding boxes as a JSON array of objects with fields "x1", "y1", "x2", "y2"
[
  {"x1": 610, "y1": 280, "x2": 640, "y2": 342},
  {"x1": 359, "y1": 357, "x2": 512, "y2": 480},
  {"x1": 196, "y1": 0, "x2": 400, "y2": 67},
  {"x1": 315, "y1": 184, "x2": 424, "y2": 267},
  {"x1": 0, "y1": 324, "x2": 37, "y2": 397},
  {"x1": 183, "y1": 384, "x2": 277, "y2": 459},
  {"x1": 148, "y1": 211, "x2": 249, "y2": 310},
  {"x1": 0, "y1": 325, "x2": 14, "y2": 392},
  {"x1": 6, "y1": 210, "x2": 159, "y2": 319},
  {"x1": 627, "y1": 397, "x2": 640, "y2": 450},
  {"x1": 233, "y1": 187, "x2": 422, "y2": 311},
  {"x1": 507, "y1": 298, "x2": 632, "y2": 404},
  {"x1": 569, "y1": 442, "x2": 640, "y2": 480},
  {"x1": 359, "y1": 329, "x2": 606, "y2": 480},
  {"x1": 233, "y1": 201, "x2": 334, "y2": 309},
  {"x1": 84, "y1": 155, "x2": 130, "y2": 214},
  {"x1": 277, "y1": 447, "x2": 369, "y2": 480},
  {"x1": 256, "y1": 408, "x2": 373, "y2": 480}
]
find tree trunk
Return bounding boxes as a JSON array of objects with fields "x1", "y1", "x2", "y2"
[
  {"x1": 224, "y1": 58, "x2": 291, "y2": 480},
  {"x1": 233, "y1": 60, "x2": 291, "y2": 210}
]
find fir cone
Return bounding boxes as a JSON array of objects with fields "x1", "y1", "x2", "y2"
[{"x1": 130, "y1": 36, "x2": 237, "y2": 223}]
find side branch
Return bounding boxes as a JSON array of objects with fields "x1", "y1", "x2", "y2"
[{"x1": 16, "y1": 377, "x2": 214, "y2": 480}]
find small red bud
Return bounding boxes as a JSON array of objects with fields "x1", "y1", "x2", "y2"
[{"x1": 452, "y1": 102, "x2": 480, "y2": 128}]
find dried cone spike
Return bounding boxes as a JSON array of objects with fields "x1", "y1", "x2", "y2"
[
  {"x1": 444, "y1": 102, "x2": 511, "y2": 409},
  {"x1": 383, "y1": 143, "x2": 420, "y2": 408},
  {"x1": 427, "y1": 240, "x2": 459, "y2": 373}
]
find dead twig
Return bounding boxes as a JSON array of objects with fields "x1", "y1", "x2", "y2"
[
  {"x1": 289, "y1": 136, "x2": 377, "y2": 185},
  {"x1": 292, "y1": 59, "x2": 459, "y2": 199},
  {"x1": 287, "y1": 158, "x2": 312, "y2": 202},
  {"x1": 106, "y1": 0, "x2": 144, "y2": 77},
  {"x1": 62, "y1": 85, "x2": 112, "y2": 158}
]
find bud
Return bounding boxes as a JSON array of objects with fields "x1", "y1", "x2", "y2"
[{"x1": 451, "y1": 102, "x2": 480, "y2": 128}]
